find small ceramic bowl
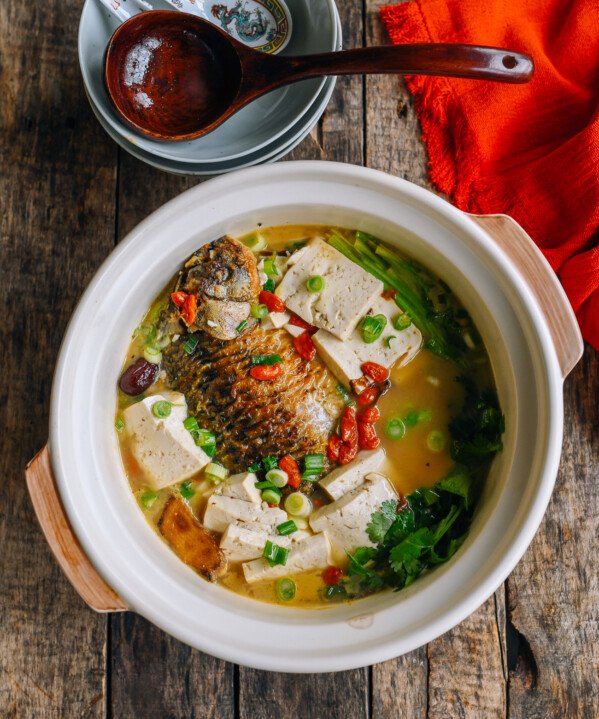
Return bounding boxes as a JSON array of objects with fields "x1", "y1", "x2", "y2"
[
  {"x1": 28, "y1": 162, "x2": 582, "y2": 672},
  {"x1": 79, "y1": 0, "x2": 338, "y2": 163}
]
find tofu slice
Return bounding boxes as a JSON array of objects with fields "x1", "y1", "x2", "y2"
[
  {"x1": 220, "y1": 523, "x2": 311, "y2": 562},
  {"x1": 310, "y1": 475, "x2": 397, "y2": 562},
  {"x1": 218, "y1": 472, "x2": 262, "y2": 504},
  {"x1": 203, "y1": 494, "x2": 287, "y2": 533},
  {"x1": 242, "y1": 533, "x2": 333, "y2": 583},
  {"x1": 312, "y1": 295, "x2": 422, "y2": 386},
  {"x1": 261, "y1": 310, "x2": 291, "y2": 331},
  {"x1": 275, "y1": 238, "x2": 383, "y2": 341},
  {"x1": 319, "y1": 448, "x2": 386, "y2": 500},
  {"x1": 123, "y1": 395, "x2": 211, "y2": 490}
]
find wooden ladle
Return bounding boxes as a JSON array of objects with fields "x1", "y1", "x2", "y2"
[{"x1": 104, "y1": 10, "x2": 534, "y2": 142}]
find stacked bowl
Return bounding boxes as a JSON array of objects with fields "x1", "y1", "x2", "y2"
[{"x1": 79, "y1": 0, "x2": 341, "y2": 174}]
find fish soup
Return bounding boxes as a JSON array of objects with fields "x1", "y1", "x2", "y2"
[{"x1": 116, "y1": 226, "x2": 504, "y2": 608}]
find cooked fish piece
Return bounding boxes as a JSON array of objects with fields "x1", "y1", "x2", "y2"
[
  {"x1": 158, "y1": 496, "x2": 227, "y2": 581},
  {"x1": 167, "y1": 235, "x2": 261, "y2": 340},
  {"x1": 162, "y1": 325, "x2": 345, "y2": 473}
]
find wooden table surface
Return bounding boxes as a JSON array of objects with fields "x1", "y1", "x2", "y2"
[{"x1": 1, "y1": 0, "x2": 597, "y2": 716}]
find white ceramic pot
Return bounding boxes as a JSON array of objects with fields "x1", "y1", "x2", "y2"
[{"x1": 28, "y1": 162, "x2": 582, "y2": 672}]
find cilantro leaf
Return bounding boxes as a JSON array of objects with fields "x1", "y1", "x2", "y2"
[
  {"x1": 389, "y1": 527, "x2": 436, "y2": 574},
  {"x1": 366, "y1": 499, "x2": 398, "y2": 543},
  {"x1": 437, "y1": 469, "x2": 473, "y2": 509}
]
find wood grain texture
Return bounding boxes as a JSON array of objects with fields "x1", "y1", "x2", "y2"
[
  {"x1": 0, "y1": 0, "x2": 116, "y2": 714},
  {"x1": 506, "y1": 344, "x2": 599, "y2": 719},
  {"x1": 25, "y1": 446, "x2": 127, "y2": 612}
]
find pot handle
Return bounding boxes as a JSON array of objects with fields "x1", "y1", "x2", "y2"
[
  {"x1": 469, "y1": 214, "x2": 583, "y2": 379},
  {"x1": 25, "y1": 445, "x2": 128, "y2": 612}
]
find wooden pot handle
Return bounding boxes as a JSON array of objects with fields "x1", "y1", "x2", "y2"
[
  {"x1": 25, "y1": 446, "x2": 128, "y2": 612},
  {"x1": 469, "y1": 214, "x2": 583, "y2": 379}
]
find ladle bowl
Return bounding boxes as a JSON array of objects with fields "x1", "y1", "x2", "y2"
[{"x1": 104, "y1": 10, "x2": 534, "y2": 141}]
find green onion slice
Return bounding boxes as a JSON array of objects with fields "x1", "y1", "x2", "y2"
[
  {"x1": 404, "y1": 408, "x2": 419, "y2": 427},
  {"x1": 263, "y1": 541, "x2": 289, "y2": 567},
  {"x1": 336, "y1": 383, "x2": 356, "y2": 407},
  {"x1": 284, "y1": 492, "x2": 313, "y2": 518},
  {"x1": 115, "y1": 417, "x2": 125, "y2": 433},
  {"x1": 427, "y1": 430, "x2": 446, "y2": 452},
  {"x1": 152, "y1": 400, "x2": 172, "y2": 419},
  {"x1": 394, "y1": 313, "x2": 412, "y2": 331},
  {"x1": 140, "y1": 490, "x2": 158, "y2": 509},
  {"x1": 194, "y1": 428, "x2": 216, "y2": 447},
  {"x1": 263, "y1": 253, "x2": 279, "y2": 277},
  {"x1": 255, "y1": 480, "x2": 277, "y2": 490},
  {"x1": 247, "y1": 463, "x2": 261, "y2": 473},
  {"x1": 179, "y1": 480, "x2": 195, "y2": 499},
  {"x1": 304, "y1": 453, "x2": 324, "y2": 473},
  {"x1": 261, "y1": 488, "x2": 282, "y2": 505},
  {"x1": 385, "y1": 335, "x2": 397, "y2": 349},
  {"x1": 265, "y1": 468, "x2": 288, "y2": 488},
  {"x1": 262, "y1": 278, "x2": 276, "y2": 292},
  {"x1": 204, "y1": 444, "x2": 217, "y2": 458},
  {"x1": 205, "y1": 462, "x2": 228, "y2": 481},
  {"x1": 243, "y1": 232, "x2": 266, "y2": 252},
  {"x1": 277, "y1": 520, "x2": 298, "y2": 536},
  {"x1": 143, "y1": 345, "x2": 162, "y2": 364},
  {"x1": 250, "y1": 303, "x2": 269, "y2": 319},
  {"x1": 306, "y1": 275, "x2": 325, "y2": 293},
  {"x1": 385, "y1": 417, "x2": 406, "y2": 440},
  {"x1": 250, "y1": 354, "x2": 282, "y2": 366},
  {"x1": 361, "y1": 314, "x2": 387, "y2": 344},
  {"x1": 183, "y1": 416, "x2": 199, "y2": 432},
  {"x1": 275, "y1": 577, "x2": 296, "y2": 601},
  {"x1": 183, "y1": 334, "x2": 199, "y2": 354},
  {"x1": 300, "y1": 473, "x2": 319, "y2": 483},
  {"x1": 236, "y1": 319, "x2": 248, "y2": 333}
]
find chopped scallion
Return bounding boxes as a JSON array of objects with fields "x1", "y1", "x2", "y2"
[
  {"x1": 385, "y1": 417, "x2": 406, "y2": 440},
  {"x1": 263, "y1": 253, "x2": 279, "y2": 277},
  {"x1": 179, "y1": 480, "x2": 195, "y2": 499},
  {"x1": 404, "y1": 408, "x2": 419, "y2": 427},
  {"x1": 205, "y1": 462, "x2": 228, "y2": 481},
  {"x1": 152, "y1": 400, "x2": 172, "y2": 419},
  {"x1": 204, "y1": 444, "x2": 216, "y2": 458},
  {"x1": 336, "y1": 384, "x2": 356, "y2": 407},
  {"x1": 394, "y1": 313, "x2": 412, "y2": 331},
  {"x1": 143, "y1": 345, "x2": 162, "y2": 364},
  {"x1": 277, "y1": 520, "x2": 298, "y2": 536},
  {"x1": 301, "y1": 473, "x2": 319, "y2": 483},
  {"x1": 236, "y1": 319, "x2": 248, "y2": 333},
  {"x1": 140, "y1": 490, "x2": 158, "y2": 509},
  {"x1": 361, "y1": 314, "x2": 387, "y2": 343},
  {"x1": 243, "y1": 232, "x2": 266, "y2": 252},
  {"x1": 183, "y1": 416, "x2": 199, "y2": 432},
  {"x1": 250, "y1": 354, "x2": 282, "y2": 366},
  {"x1": 263, "y1": 540, "x2": 289, "y2": 567},
  {"x1": 265, "y1": 468, "x2": 288, "y2": 488},
  {"x1": 284, "y1": 492, "x2": 313, "y2": 518},
  {"x1": 255, "y1": 480, "x2": 277, "y2": 490},
  {"x1": 306, "y1": 275, "x2": 325, "y2": 293},
  {"x1": 115, "y1": 417, "x2": 125, "y2": 433},
  {"x1": 275, "y1": 577, "x2": 296, "y2": 601},
  {"x1": 385, "y1": 335, "x2": 397, "y2": 349},
  {"x1": 262, "y1": 278, "x2": 276, "y2": 292},
  {"x1": 427, "y1": 430, "x2": 446, "y2": 452},
  {"x1": 417, "y1": 409, "x2": 433, "y2": 424},
  {"x1": 247, "y1": 462, "x2": 261, "y2": 473},
  {"x1": 250, "y1": 303, "x2": 268, "y2": 319},
  {"x1": 304, "y1": 453, "x2": 324, "y2": 473},
  {"x1": 183, "y1": 334, "x2": 199, "y2": 354},
  {"x1": 194, "y1": 429, "x2": 216, "y2": 447},
  {"x1": 261, "y1": 488, "x2": 282, "y2": 505}
]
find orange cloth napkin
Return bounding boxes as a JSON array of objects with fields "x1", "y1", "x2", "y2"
[{"x1": 380, "y1": 0, "x2": 599, "y2": 351}]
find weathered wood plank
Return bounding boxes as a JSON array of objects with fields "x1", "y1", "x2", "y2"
[
  {"x1": 507, "y1": 344, "x2": 599, "y2": 719},
  {"x1": 371, "y1": 649, "x2": 428, "y2": 719},
  {"x1": 108, "y1": 153, "x2": 236, "y2": 719},
  {"x1": 0, "y1": 0, "x2": 116, "y2": 715}
]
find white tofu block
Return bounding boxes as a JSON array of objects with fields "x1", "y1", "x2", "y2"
[
  {"x1": 203, "y1": 495, "x2": 287, "y2": 533},
  {"x1": 261, "y1": 310, "x2": 291, "y2": 331},
  {"x1": 275, "y1": 238, "x2": 383, "y2": 341},
  {"x1": 283, "y1": 322, "x2": 305, "y2": 338},
  {"x1": 257, "y1": 255, "x2": 288, "y2": 286},
  {"x1": 312, "y1": 295, "x2": 422, "y2": 385},
  {"x1": 220, "y1": 524, "x2": 311, "y2": 562},
  {"x1": 242, "y1": 533, "x2": 333, "y2": 583},
  {"x1": 310, "y1": 476, "x2": 397, "y2": 561},
  {"x1": 219, "y1": 472, "x2": 261, "y2": 504},
  {"x1": 286, "y1": 244, "x2": 312, "y2": 266},
  {"x1": 319, "y1": 449, "x2": 386, "y2": 500},
  {"x1": 123, "y1": 395, "x2": 211, "y2": 490}
]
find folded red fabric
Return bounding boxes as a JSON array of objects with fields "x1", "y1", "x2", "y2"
[{"x1": 380, "y1": 0, "x2": 599, "y2": 351}]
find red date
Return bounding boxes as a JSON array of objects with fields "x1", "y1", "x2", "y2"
[{"x1": 119, "y1": 357, "x2": 159, "y2": 396}]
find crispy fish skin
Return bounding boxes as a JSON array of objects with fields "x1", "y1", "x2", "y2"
[
  {"x1": 158, "y1": 496, "x2": 227, "y2": 581},
  {"x1": 162, "y1": 326, "x2": 345, "y2": 473}
]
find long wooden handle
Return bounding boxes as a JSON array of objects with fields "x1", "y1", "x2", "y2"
[
  {"x1": 470, "y1": 214, "x2": 583, "y2": 379},
  {"x1": 25, "y1": 446, "x2": 128, "y2": 612},
  {"x1": 276, "y1": 44, "x2": 533, "y2": 85}
]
